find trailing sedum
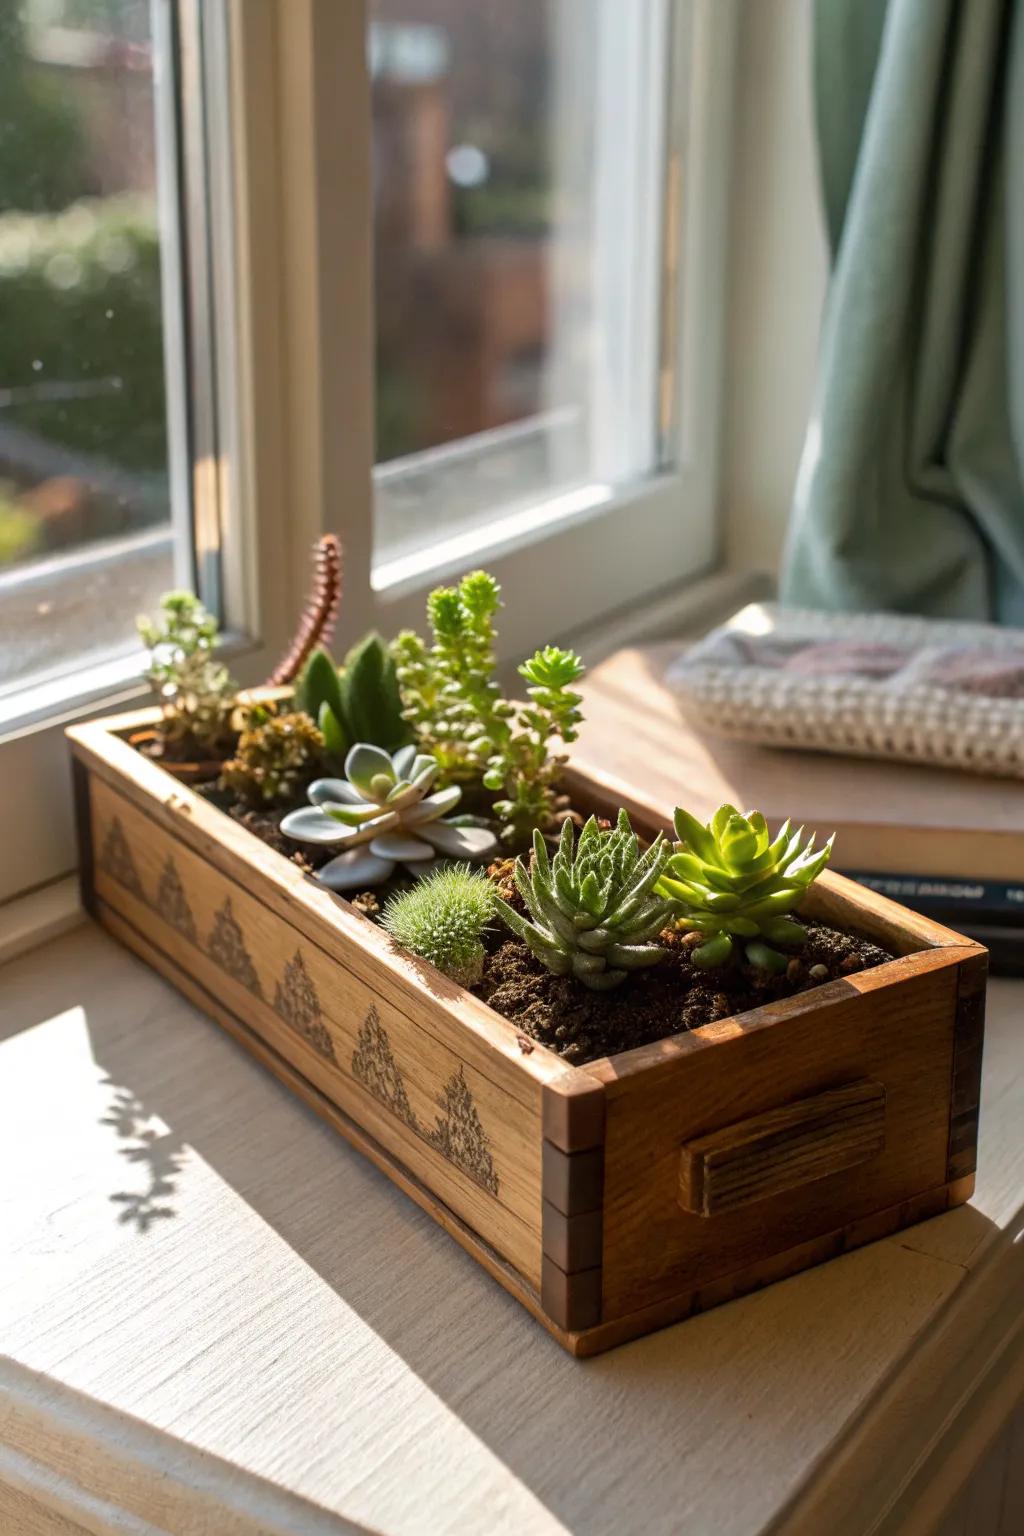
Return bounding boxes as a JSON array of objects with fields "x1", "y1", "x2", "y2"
[
  {"x1": 656, "y1": 804, "x2": 834, "y2": 970},
  {"x1": 494, "y1": 811, "x2": 674, "y2": 991}
]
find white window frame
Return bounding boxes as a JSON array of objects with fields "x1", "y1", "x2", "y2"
[{"x1": 0, "y1": 0, "x2": 737, "y2": 907}]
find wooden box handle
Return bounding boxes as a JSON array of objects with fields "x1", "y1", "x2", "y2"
[{"x1": 678, "y1": 1078, "x2": 886, "y2": 1218}]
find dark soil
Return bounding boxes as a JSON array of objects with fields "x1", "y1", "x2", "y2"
[{"x1": 474, "y1": 921, "x2": 895, "y2": 1064}]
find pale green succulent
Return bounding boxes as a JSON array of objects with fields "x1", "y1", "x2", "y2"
[
  {"x1": 137, "y1": 590, "x2": 236, "y2": 758},
  {"x1": 280, "y1": 742, "x2": 497, "y2": 892},
  {"x1": 656, "y1": 804, "x2": 835, "y2": 970},
  {"x1": 494, "y1": 811, "x2": 674, "y2": 991},
  {"x1": 381, "y1": 864, "x2": 495, "y2": 987}
]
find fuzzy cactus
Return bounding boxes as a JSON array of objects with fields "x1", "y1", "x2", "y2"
[
  {"x1": 656, "y1": 804, "x2": 835, "y2": 970},
  {"x1": 280, "y1": 742, "x2": 497, "y2": 891},
  {"x1": 493, "y1": 811, "x2": 673, "y2": 990},
  {"x1": 381, "y1": 864, "x2": 495, "y2": 987}
]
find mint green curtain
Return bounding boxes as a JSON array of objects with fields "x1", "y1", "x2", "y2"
[{"x1": 781, "y1": 0, "x2": 1024, "y2": 623}]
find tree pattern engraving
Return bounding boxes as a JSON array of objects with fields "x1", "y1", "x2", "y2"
[
  {"x1": 205, "y1": 897, "x2": 263, "y2": 997},
  {"x1": 154, "y1": 855, "x2": 197, "y2": 944},
  {"x1": 274, "y1": 950, "x2": 336, "y2": 1062},
  {"x1": 427, "y1": 1067, "x2": 499, "y2": 1195},
  {"x1": 96, "y1": 811, "x2": 500, "y2": 1199},
  {"x1": 351, "y1": 1007, "x2": 417, "y2": 1128},
  {"x1": 99, "y1": 816, "x2": 145, "y2": 900},
  {"x1": 351, "y1": 1009, "x2": 500, "y2": 1195}
]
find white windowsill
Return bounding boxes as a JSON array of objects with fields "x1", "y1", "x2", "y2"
[
  {"x1": 0, "y1": 876, "x2": 83, "y2": 967},
  {"x1": 1, "y1": 923, "x2": 1021, "y2": 1534}
]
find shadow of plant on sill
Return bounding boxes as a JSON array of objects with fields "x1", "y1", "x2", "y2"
[{"x1": 100, "y1": 1078, "x2": 188, "y2": 1231}]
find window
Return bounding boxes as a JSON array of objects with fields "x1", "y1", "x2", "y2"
[
  {"x1": 0, "y1": 0, "x2": 181, "y2": 711},
  {"x1": 370, "y1": 0, "x2": 673, "y2": 582},
  {"x1": 0, "y1": 0, "x2": 733, "y2": 907}
]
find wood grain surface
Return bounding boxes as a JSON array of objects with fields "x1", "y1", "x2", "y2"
[
  {"x1": 678, "y1": 1078, "x2": 887, "y2": 1217},
  {"x1": 596, "y1": 949, "x2": 964, "y2": 1319}
]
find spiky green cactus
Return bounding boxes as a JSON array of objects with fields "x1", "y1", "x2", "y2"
[
  {"x1": 493, "y1": 811, "x2": 673, "y2": 991},
  {"x1": 656, "y1": 804, "x2": 835, "y2": 970},
  {"x1": 381, "y1": 864, "x2": 495, "y2": 987}
]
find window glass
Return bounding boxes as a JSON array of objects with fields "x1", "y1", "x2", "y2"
[
  {"x1": 0, "y1": 0, "x2": 175, "y2": 697},
  {"x1": 370, "y1": 0, "x2": 671, "y2": 576}
]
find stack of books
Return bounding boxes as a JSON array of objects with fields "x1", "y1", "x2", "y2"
[{"x1": 573, "y1": 644, "x2": 1024, "y2": 973}]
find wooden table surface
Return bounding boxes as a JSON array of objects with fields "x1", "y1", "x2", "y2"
[{"x1": 2, "y1": 645, "x2": 1024, "y2": 1535}]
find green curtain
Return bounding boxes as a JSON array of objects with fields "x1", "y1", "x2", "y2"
[{"x1": 781, "y1": 0, "x2": 1024, "y2": 623}]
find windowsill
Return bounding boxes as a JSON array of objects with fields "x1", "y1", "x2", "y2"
[
  {"x1": 0, "y1": 875, "x2": 82, "y2": 967},
  {"x1": 2, "y1": 918, "x2": 1022, "y2": 1535}
]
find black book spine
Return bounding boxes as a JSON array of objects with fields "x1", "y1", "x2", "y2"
[{"x1": 842, "y1": 870, "x2": 1024, "y2": 975}]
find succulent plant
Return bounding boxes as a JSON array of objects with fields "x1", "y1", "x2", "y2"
[
  {"x1": 481, "y1": 644, "x2": 585, "y2": 848},
  {"x1": 381, "y1": 863, "x2": 495, "y2": 987},
  {"x1": 295, "y1": 633, "x2": 408, "y2": 761},
  {"x1": 391, "y1": 570, "x2": 585, "y2": 846},
  {"x1": 656, "y1": 804, "x2": 835, "y2": 970},
  {"x1": 220, "y1": 710, "x2": 325, "y2": 809},
  {"x1": 137, "y1": 590, "x2": 236, "y2": 758},
  {"x1": 280, "y1": 742, "x2": 498, "y2": 891},
  {"x1": 493, "y1": 811, "x2": 674, "y2": 991},
  {"x1": 295, "y1": 647, "x2": 349, "y2": 757},
  {"x1": 391, "y1": 570, "x2": 505, "y2": 782}
]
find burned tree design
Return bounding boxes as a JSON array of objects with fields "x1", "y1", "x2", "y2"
[
  {"x1": 351, "y1": 1007, "x2": 416, "y2": 1128},
  {"x1": 274, "y1": 950, "x2": 336, "y2": 1062},
  {"x1": 154, "y1": 856, "x2": 197, "y2": 944},
  {"x1": 99, "y1": 816, "x2": 145, "y2": 901},
  {"x1": 205, "y1": 897, "x2": 263, "y2": 997},
  {"x1": 428, "y1": 1067, "x2": 499, "y2": 1195},
  {"x1": 352, "y1": 1010, "x2": 500, "y2": 1196}
]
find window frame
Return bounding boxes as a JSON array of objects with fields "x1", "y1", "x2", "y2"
[{"x1": 0, "y1": 0, "x2": 737, "y2": 907}]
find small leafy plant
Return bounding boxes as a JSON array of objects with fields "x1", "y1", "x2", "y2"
[
  {"x1": 391, "y1": 570, "x2": 585, "y2": 846},
  {"x1": 483, "y1": 645, "x2": 585, "y2": 848},
  {"x1": 295, "y1": 633, "x2": 408, "y2": 761},
  {"x1": 391, "y1": 570, "x2": 506, "y2": 781},
  {"x1": 280, "y1": 742, "x2": 497, "y2": 891},
  {"x1": 220, "y1": 710, "x2": 325, "y2": 809},
  {"x1": 494, "y1": 812, "x2": 673, "y2": 991},
  {"x1": 137, "y1": 591, "x2": 235, "y2": 759},
  {"x1": 657, "y1": 805, "x2": 835, "y2": 971},
  {"x1": 381, "y1": 864, "x2": 495, "y2": 986}
]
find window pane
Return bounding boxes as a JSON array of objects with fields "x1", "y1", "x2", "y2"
[
  {"x1": 0, "y1": 0, "x2": 177, "y2": 698},
  {"x1": 370, "y1": 0, "x2": 671, "y2": 575}
]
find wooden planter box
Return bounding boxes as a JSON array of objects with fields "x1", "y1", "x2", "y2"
[{"x1": 68, "y1": 707, "x2": 988, "y2": 1356}]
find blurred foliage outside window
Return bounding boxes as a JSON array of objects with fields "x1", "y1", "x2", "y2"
[{"x1": 0, "y1": 0, "x2": 168, "y2": 573}]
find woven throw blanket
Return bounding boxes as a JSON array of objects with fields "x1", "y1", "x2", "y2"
[{"x1": 669, "y1": 606, "x2": 1024, "y2": 780}]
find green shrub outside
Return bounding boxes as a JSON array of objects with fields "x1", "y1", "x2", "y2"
[{"x1": 0, "y1": 194, "x2": 168, "y2": 474}]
